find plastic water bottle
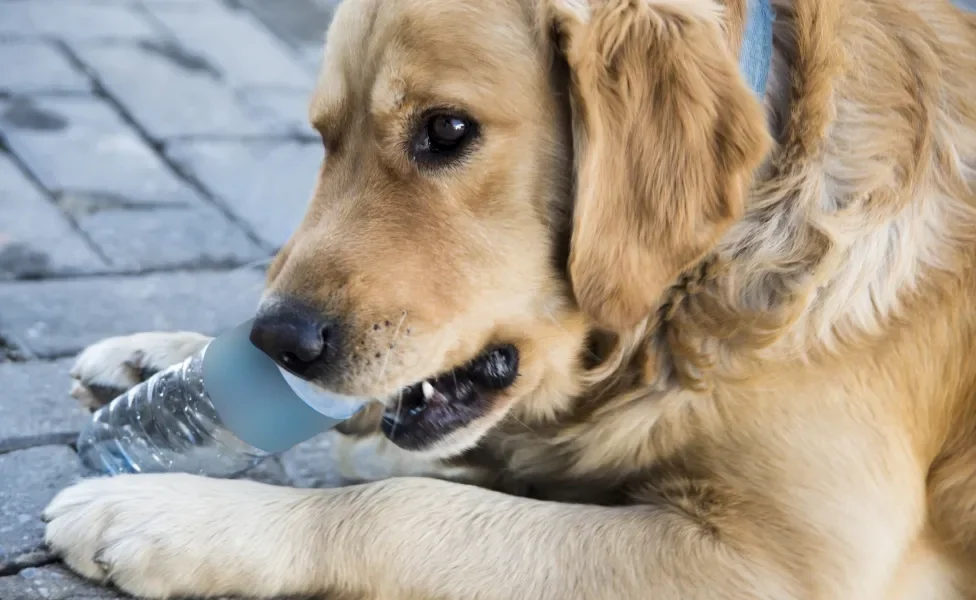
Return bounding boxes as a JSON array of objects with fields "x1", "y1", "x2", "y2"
[{"x1": 76, "y1": 320, "x2": 368, "y2": 477}]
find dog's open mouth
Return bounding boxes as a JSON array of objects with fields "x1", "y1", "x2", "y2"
[{"x1": 381, "y1": 344, "x2": 519, "y2": 450}]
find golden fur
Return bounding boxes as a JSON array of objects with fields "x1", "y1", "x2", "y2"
[{"x1": 44, "y1": 0, "x2": 976, "y2": 597}]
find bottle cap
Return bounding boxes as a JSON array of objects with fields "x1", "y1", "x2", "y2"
[{"x1": 201, "y1": 320, "x2": 367, "y2": 453}]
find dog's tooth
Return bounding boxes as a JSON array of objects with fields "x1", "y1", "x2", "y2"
[{"x1": 422, "y1": 380, "x2": 435, "y2": 400}]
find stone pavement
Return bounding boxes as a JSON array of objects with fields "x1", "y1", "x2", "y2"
[{"x1": 0, "y1": 0, "x2": 343, "y2": 597}]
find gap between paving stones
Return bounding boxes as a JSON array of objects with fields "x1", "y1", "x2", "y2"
[
  {"x1": 54, "y1": 41, "x2": 277, "y2": 254},
  {"x1": 0, "y1": 334, "x2": 30, "y2": 362},
  {"x1": 0, "y1": 433, "x2": 79, "y2": 456},
  {"x1": 0, "y1": 248, "x2": 270, "y2": 283},
  {"x1": 0, "y1": 261, "x2": 272, "y2": 287},
  {"x1": 0, "y1": 146, "x2": 112, "y2": 268},
  {"x1": 0, "y1": 553, "x2": 59, "y2": 578}
]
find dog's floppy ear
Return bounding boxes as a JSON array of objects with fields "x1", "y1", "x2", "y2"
[{"x1": 546, "y1": 0, "x2": 771, "y2": 332}]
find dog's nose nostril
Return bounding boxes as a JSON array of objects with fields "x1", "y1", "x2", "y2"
[
  {"x1": 249, "y1": 299, "x2": 340, "y2": 378},
  {"x1": 280, "y1": 347, "x2": 317, "y2": 370},
  {"x1": 283, "y1": 328, "x2": 325, "y2": 364},
  {"x1": 320, "y1": 324, "x2": 334, "y2": 346}
]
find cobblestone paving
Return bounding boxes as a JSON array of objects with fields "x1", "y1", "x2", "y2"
[{"x1": 0, "y1": 0, "x2": 341, "y2": 597}]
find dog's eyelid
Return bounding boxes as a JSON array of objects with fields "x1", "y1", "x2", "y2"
[{"x1": 414, "y1": 105, "x2": 475, "y2": 124}]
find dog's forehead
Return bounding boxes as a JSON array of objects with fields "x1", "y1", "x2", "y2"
[{"x1": 309, "y1": 0, "x2": 542, "y2": 126}]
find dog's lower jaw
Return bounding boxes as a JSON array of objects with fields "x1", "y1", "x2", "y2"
[{"x1": 380, "y1": 344, "x2": 519, "y2": 451}]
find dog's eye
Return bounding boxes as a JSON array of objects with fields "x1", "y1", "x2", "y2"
[{"x1": 410, "y1": 112, "x2": 477, "y2": 167}]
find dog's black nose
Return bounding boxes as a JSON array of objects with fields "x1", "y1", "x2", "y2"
[{"x1": 249, "y1": 298, "x2": 339, "y2": 378}]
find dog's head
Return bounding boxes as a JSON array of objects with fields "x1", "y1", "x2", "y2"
[{"x1": 254, "y1": 0, "x2": 769, "y2": 456}]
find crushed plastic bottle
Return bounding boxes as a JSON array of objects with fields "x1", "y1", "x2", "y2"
[{"x1": 77, "y1": 320, "x2": 368, "y2": 477}]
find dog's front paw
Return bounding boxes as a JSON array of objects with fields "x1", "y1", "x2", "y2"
[
  {"x1": 69, "y1": 332, "x2": 212, "y2": 410},
  {"x1": 43, "y1": 474, "x2": 310, "y2": 599}
]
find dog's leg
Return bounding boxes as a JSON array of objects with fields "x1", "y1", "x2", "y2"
[
  {"x1": 43, "y1": 471, "x2": 871, "y2": 600},
  {"x1": 69, "y1": 332, "x2": 212, "y2": 410}
]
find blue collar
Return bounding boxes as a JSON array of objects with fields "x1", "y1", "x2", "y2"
[{"x1": 739, "y1": 0, "x2": 775, "y2": 98}]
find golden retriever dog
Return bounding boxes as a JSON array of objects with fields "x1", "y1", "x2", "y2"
[{"x1": 41, "y1": 0, "x2": 976, "y2": 597}]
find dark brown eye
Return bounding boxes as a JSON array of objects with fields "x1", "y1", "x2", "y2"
[
  {"x1": 430, "y1": 115, "x2": 468, "y2": 145},
  {"x1": 410, "y1": 112, "x2": 478, "y2": 167}
]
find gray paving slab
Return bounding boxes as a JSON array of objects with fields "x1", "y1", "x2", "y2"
[
  {"x1": 0, "y1": 1, "x2": 159, "y2": 42},
  {"x1": 239, "y1": 0, "x2": 336, "y2": 73},
  {"x1": 281, "y1": 431, "x2": 447, "y2": 489},
  {"x1": 239, "y1": 88, "x2": 317, "y2": 138},
  {"x1": 144, "y1": 2, "x2": 313, "y2": 89},
  {"x1": 297, "y1": 45, "x2": 325, "y2": 73},
  {"x1": 234, "y1": 456, "x2": 293, "y2": 487},
  {"x1": 71, "y1": 202, "x2": 265, "y2": 272},
  {"x1": 0, "y1": 153, "x2": 107, "y2": 279},
  {"x1": 239, "y1": 0, "x2": 335, "y2": 54},
  {"x1": 0, "y1": 96, "x2": 263, "y2": 270},
  {"x1": 0, "y1": 359, "x2": 90, "y2": 454},
  {"x1": 0, "y1": 575, "x2": 31, "y2": 600},
  {"x1": 166, "y1": 141, "x2": 322, "y2": 249},
  {"x1": 0, "y1": 330, "x2": 31, "y2": 363},
  {"x1": 0, "y1": 447, "x2": 83, "y2": 575},
  {"x1": 0, "y1": 42, "x2": 91, "y2": 95},
  {"x1": 0, "y1": 96, "x2": 198, "y2": 208},
  {"x1": 0, "y1": 566, "x2": 123, "y2": 599},
  {"x1": 278, "y1": 432, "x2": 343, "y2": 489},
  {"x1": 311, "y1": 0, "x2": 344, "y2": 11},
  {"x1": 72, "y1": 43, "x2": 291, "y2": 139},
  {"x1": 0, "y1": 269, "x2": 266, "y2": 357}
]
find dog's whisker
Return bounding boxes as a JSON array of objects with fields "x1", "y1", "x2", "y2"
[
  {"x1": 234, "y1": 256, "x2": 274, "y2": 273},
  {"x1": 380, "y1": 310, "x2": 410, "y2": 442},
  {"x1": 390, "y1": 387, "x2": 404, "y2": 441},
  {"x1": 508, "y1": 413, "x2": 535, "y2": 434},
  {"x1": 545, "y1": 308, "x2": 601, "y2": 364},
  {"x1": 378, "y1": 310, "x2": 409, "y2": 383}
]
